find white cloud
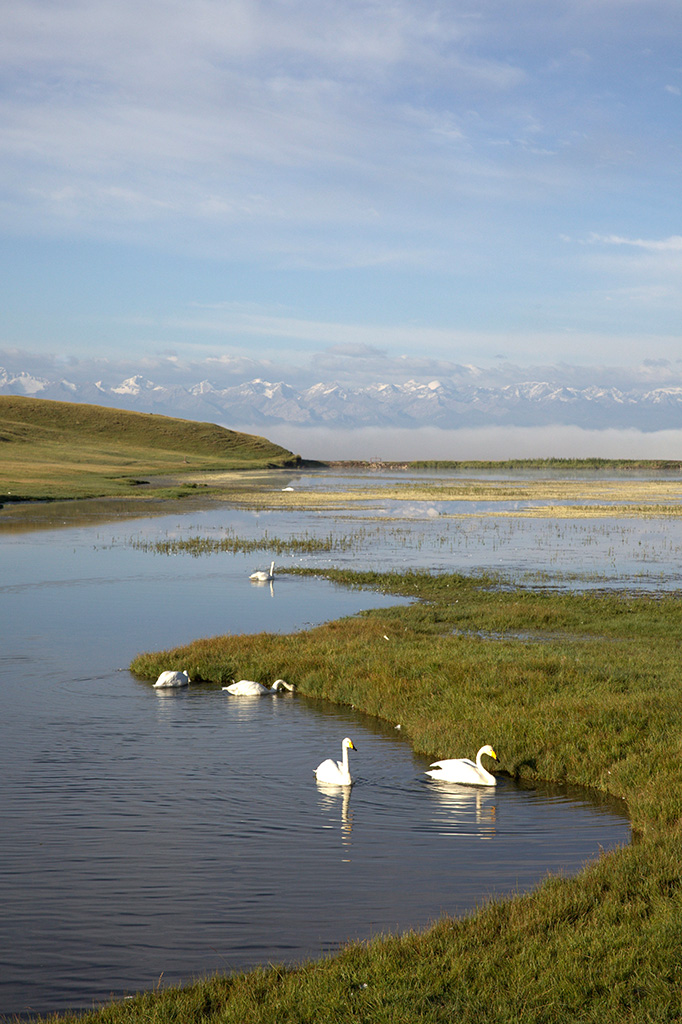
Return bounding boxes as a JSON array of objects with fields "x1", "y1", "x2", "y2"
[
  {"x1": 0, "y1": 0, "x2": 644, "y2": 254},
  {"x1": 5, "y1": 343, "x2": 682, "y2": 393},
  {"x1": 129, "y1": 303, "x2": 682, "y2": 369},
  {"x1": 587, "y1": 233, "x2": 682, "y2": 252},
  {"x1": 2, "y1": 0, "x2": 682, "y2": 393}
]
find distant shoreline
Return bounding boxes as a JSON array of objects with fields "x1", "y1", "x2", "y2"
[{"x1": 323, "y1": 457, "x2": 682, "y2": 471}]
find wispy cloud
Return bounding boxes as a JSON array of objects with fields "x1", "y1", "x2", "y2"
[
  {"x1": 1, "y1": 0, "x2": 660, "y2": 255},
  {"x1": 2, "y1": 0, "x2": 682, "y2": 405},
  {"x1": 5, "y1": 341, "x2": 682, "y2": 393},
  {"x1": 587, "y1": 234, "x2": 682, "y2": 252}
]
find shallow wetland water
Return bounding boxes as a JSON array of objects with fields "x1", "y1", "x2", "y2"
[{"x1": 2, "y1": 466, "x2": 667, "y2": 1016}]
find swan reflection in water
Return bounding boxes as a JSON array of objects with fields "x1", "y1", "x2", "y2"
[
  {"x1": 426, "y1": 782, "x2": 497, "y2": 839},
  {"x1": 152, "y1": 684, "x2": 192, "y2": 720},
  {"x1": 249, "y1": 578, "x2": 275, "y2": 596},
  {"x1": 315, "y1": 781, "x2": 354, "y2": 861}
]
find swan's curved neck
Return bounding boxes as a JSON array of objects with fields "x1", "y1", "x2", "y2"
[
  {"x1": 474, "y1": 747, "x2": 494, "y2": 781},
  {"x1": 342, "y1": 744, "x2": 349, "y2": 773}
]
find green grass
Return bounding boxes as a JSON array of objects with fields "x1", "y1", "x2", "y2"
[
  {"x1": 130, "y1": 528, "x2": 372, "y2": 557},
  {"x1": 403, "y1": 458, "x2": 682, "y2": 471},
  {"x1": 0, "y1": 396, "x2": 299, "y2": 501},
  {"x1": 129, "y1": 570, "x2": 682, "y2": 831},
  {"x1": 22, "y1": 571, "x2": 682, "y2": 1023}
]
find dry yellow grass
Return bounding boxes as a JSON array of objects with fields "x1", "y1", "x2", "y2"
[{"x1": 200, "y1": 476, "x2": 682, "y2": 519}]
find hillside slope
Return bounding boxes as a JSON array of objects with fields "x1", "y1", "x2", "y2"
[{"x1": 0, "y1": 395, "x2": 299, "y2": 501}]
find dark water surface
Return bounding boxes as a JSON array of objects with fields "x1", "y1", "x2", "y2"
[{"x1": 0, "y1": 500, "x2": 630, "y2": 1017}]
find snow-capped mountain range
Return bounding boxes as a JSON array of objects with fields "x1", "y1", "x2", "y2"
[{"x1": 2, "y1": 367, "x2": 682, "y2": 432}]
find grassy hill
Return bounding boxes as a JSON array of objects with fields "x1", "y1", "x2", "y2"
[{"x1": 0, "y1": 395, "x2": 300, "y2": 501}]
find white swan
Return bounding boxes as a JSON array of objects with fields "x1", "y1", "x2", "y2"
[
  {"x1": 425, "y1": 744, "x2": 498, "y2": 786},
  {"x1": 314, "y1": 737, "x2": 357, "y2": 786},
  {"x1": 154, "y1": 669, "x2": 190, "y2": 689},
  {"x1": 250, "y1": 561, "x2": 275, "y2": 581},
  {"x1": 222, "y1": 678, "x2": 295, "y2": 696}
]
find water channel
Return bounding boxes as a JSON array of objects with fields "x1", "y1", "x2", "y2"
[{"x1": 0, "y1": 471, "x2": 641, "y2": 1017}]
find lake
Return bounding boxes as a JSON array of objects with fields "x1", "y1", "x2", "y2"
[{"x1": 0, "y1": 471, "x2": 637, "y2": 1017}]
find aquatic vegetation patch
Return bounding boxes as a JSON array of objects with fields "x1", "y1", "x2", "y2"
[
  {"x1": 130, "y1": 527, "x2": 371, "y2": 557},
  {"x1": 486, "y1": 502, "x2": 682, "y2": 519}
]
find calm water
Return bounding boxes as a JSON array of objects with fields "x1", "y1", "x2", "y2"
[
  {"x1": 0, "y1": 480, "x2": 632, "y2": 1017},
  {"x1": 250, "y1": 465, "x2": 682, "y2": 590}
]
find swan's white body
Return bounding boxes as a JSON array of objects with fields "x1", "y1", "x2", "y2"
[
  {"x1": 314, "y1": 737, "x2": 356, "y2": 786},
  {"x1": 222, "y1": 678, "x2": 295, "y2": 696},
  {"x1": 425, "y1": 744, "x2": 498, "y2": 786},
  {"x1": 154, "y1": 669, "x2": 190, "y2": 689},
  {"x1": 250, "y1": 561, "x2": 275, "y2": 581}
]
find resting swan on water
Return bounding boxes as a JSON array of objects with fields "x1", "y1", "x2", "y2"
[
  {"x1": 314, "y1": 737, "x2": 357, "y2": 786},
  {"x1": 425, "y1": 744, "x2": 498, "y2": 786},
  {"x1": 154, "y1": 669, "x2": 190, "y2": 689},
  {"x1": 222, "y1": 678, "x2": 295, "y2": 696},
  {"x1": 250, "y1": 561, "x2": 275, "y2": 582}
]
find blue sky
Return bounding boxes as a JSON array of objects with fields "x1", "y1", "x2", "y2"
[{"x1": 2, "y1": 0, "x2": 682, "y2": 403}]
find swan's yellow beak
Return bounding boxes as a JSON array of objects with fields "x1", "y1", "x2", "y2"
[{"x1": 490, "y1": 748, "x2": 498, "y2": 760}]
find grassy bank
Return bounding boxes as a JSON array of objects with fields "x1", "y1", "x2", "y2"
[
  {"x1": 39, "y1": 569, "x2": 673, "y2": 1024},
  {"x1": 0, "y1": 396, "x2": 299, "y2": 502},
  {"x1": 328, "y1": 457, "x2": 682, "y2": 472},
  {"x1": 406, "y1": 457, "x2": 682, "y2": 472},
  {"x1": 130, "y1": 570, "x2": 682, "y2": 833}
]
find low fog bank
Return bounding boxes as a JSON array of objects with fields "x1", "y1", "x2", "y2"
[{"x1": 234, "y1": 424, "x2": 682, "y2": 463}]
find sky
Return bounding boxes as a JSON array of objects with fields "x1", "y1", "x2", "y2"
[{"x1": 2, "y1": 0, "x2": 682, "y2": 455}]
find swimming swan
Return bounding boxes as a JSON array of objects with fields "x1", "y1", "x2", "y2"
[
  {"x1": 250, "y1": 561, "x2": 275, "y2": 581},
  {"x1": 425, "y1": 744, "x2": 498, "y2": 786},
  {"x1": 154, "y1": 669, "x2": 190, "y2": 689},
  {"x1": 314, "y1": 737, "x2": 357, "y2": 786},
  {"x1": 222, "y1": 678, "x2": 295, "y2": 696}
]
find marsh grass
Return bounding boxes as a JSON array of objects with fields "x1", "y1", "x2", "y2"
[
  {"x1": 130, "y1": 527, "x2": 372, "y2": 557},
  {"x1": 487, "y1": 503, "x2": 682, "y2": 520},
  {"x1": 131, "y1": 571, "x2": 682, "y2": 824},
  {"x1": 407, "y1": 458, "x2": 682, "y2": 472}
]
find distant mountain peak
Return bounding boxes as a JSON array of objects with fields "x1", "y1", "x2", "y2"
[
  {"x1": 1, "y1": 367, "x2": 681, "y2": 432},
  {"x1": 111, "y1": 375, "x2": 159, "y2": 395}
]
